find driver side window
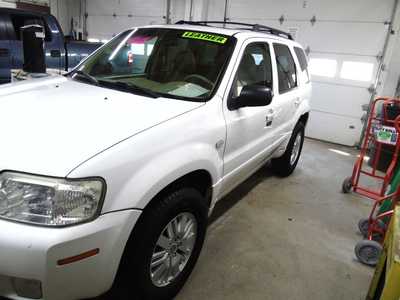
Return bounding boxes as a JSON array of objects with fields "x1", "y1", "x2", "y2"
[{"x1": 231, "y1": 43, "x2": 272, "y2": 98}]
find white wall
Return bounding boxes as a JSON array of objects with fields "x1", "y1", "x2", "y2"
[
  {"x1": 383, "y1": 35, "x2": 400, "y2": 96},
  {"x1": 381, "y1": 1, "x2": 400, "y2": 97},
  {"x1": 50, "y1": 0, "x2": 81, "y2": 36}
]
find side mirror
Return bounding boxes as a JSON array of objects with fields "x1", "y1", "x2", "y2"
[{"x1": 228, "y1": 85, "x2": 273, "y2": 110}]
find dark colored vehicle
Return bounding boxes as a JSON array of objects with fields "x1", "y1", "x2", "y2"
[{"x1": 0, "y1": 8, "x2": 102, "y2": 83}]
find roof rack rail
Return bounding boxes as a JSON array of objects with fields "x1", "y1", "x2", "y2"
[{"x1": 175, "y1": 20, "x2": 293, "y2": 40}]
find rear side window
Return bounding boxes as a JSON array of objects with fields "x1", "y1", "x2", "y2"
[
  {"x1": 294, "y1": 47, "x2": 308, "y2": 71},
  {"x1": 294, "y1": 46, "x2": 310, "y2": 83},
  {"x1": 273, "y1": 43, "x2": 297, "y2": 94}
]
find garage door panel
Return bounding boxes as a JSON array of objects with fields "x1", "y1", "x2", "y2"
[
  {"x1": 86, "y1": 0, "x2": 165, "y2": 39},
  {"x1": 306, "y1": 111, "x2": 362, "y2": 146},
  {"x1": 87, "y1": 0, "x2": 165, "y2": 16},
  {"x1": 207, "y1": 0, "x2": 226, "y2": 21},
  {"x1": 299, "y1": 23, "x2": 387, "y2": 55},
  {"x1": 308, "y1": 53, "x2": 378, "y2": 87},
  {"x1": 227, "y1": 0, "x2": 394, "y2": 22},
  {"x1": 227, "y1": 0, "x2": 390, "y2": 146},
  {"x1": 87, "y1": 16, "x2": 162, "y2": 39},
  {"x1": 310, "y1": 82, "x2": 370, "y2": 118},
  {"x1": 113, "y1": 1, "x2": 165, "y2": 16},
  {"x1": 229, "y1": 17, "x2": 386, "y2": 56},
  {"x1": 87, "y1": 0, "x2": 118, "y2": 13}
]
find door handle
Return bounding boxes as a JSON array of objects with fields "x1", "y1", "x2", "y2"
[
  {"x1": 294, "y1": 98, "x2": 301, "y2": 107},
  {"x1": 265, "y1": 109, "x2": 275, "y2": 127},
  {"x1": 0, "y1": 48, "x2": 9, "y2": 57}
]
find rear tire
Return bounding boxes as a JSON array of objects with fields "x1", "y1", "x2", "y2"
[
  {"x1": 271, "y1": 122, "x2": 305, "y2": 177},
  {"x1": 110, "y1": 188, "x2": 208, "y2": 300}
]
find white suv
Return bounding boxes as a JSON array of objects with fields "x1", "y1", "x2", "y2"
[{"x1": 0, "y1": 21, "x2": 310, "y2": 300}]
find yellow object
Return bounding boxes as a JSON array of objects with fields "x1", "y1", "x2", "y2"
[
  {"x1": 367, "y1": 206, "x2": 400, "y2": 299},
  {"x1": 181, "y1": 31, "x2": 228, "y2": 44}
]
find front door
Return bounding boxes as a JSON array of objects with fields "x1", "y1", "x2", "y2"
[{"x1": 221, "y1": 41, "x2": 280, "y2": 194}]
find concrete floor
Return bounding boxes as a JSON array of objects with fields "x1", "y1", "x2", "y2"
[{"x1": 176, "y1": 138, "x2": 374, "y2": 300}]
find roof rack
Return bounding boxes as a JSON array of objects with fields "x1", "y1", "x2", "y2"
[{"x1": 175, "y1": 20, "x2": 293, "y2": 40}]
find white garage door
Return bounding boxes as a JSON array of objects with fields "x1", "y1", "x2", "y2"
[
  {"x1": 213, "y1": 0, "x2": 395, "y2": 146},
  {"x1": 86, "y1": 0, "x2": 167, "y2": 41}
]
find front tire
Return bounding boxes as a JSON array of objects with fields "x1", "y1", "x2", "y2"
[
  {"x1": 271, "y1": 122, "x2": 305, "y2": 177},
  {"x1": 111, "y1": 188, "x2": 208, "y2": 300}
]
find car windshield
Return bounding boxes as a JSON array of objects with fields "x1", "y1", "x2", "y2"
[{"x1": 72, "y1": 28, "x2": 235, "y2": 101}]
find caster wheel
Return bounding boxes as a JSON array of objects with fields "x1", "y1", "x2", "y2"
[
  {"x1": 358, "y1": 218, "x2": 369, "y2": 237},
  {"x1": 342, "y1": 177, "x2": 352, "y2": 193},
  {"x1": 355, "y1": 240, "x2": 382, "y2": 266},
  {"x1": 359, "y1": 218, "x2": 386, "y2": 240}
]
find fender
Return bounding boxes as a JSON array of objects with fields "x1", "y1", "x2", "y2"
[
  {"x1": 67, "y1": 100, "x2": 226, "y2": 213},
  {"x1": 114, "y1": 143, "x2": 222, "y2": 211}
]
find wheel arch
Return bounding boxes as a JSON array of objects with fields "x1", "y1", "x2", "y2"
[
  {"x1": 144, "y1": 169, "x2": 214, "y2": 212},
  {"x1": 298, "y1": 112, "x2": 309, "y2": 127}
]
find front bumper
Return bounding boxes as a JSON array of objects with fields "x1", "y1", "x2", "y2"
[{"x1": 0, "y1": 209, "x2": 141, "y2": 300}]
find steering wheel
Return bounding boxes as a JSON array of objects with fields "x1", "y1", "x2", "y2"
[{"x1": 184, "y1": 74, "x2": 214, "y2": 90}]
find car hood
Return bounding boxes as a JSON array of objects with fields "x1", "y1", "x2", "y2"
[{"x1": 0, "y1": 76, "x2": 203, "y2": 176}]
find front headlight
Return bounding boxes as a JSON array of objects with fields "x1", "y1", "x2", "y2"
[{"x1": 0, "y1": 172, "x2": 105, "y2": 226}]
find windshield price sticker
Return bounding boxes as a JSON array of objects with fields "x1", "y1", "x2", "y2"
[
  {"x1": 182, "y1": 31, "x2": 228, "y2": 44},
  {"x1": 375, "y1": 126, "x2": 398, "y2": 145}
]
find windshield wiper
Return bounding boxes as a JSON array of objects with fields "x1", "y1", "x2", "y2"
[
  {"x1": 71, "y1": 70, "x2": 99, "y2": 86},
  {"x1": 98, "y1": 80, "x2": 159, "y2": 99}
]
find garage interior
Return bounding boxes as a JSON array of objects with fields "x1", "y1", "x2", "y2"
[{"x1": 1, "y1": 0, "x2": 400, "y2": 299}]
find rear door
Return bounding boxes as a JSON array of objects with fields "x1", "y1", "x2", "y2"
[
  {"x1": 271, "y1": 43, "x2": 301, "y2": 139},
  {"x1": 0, "y1": 14, "x2": 11, "y2": 83},
  {"x1": 293, "y1": 46, "x2": 312, "y2": 119}
]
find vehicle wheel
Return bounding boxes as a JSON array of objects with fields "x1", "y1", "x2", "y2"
[
  {"x1": 354, "y1": 240, "x2": 382, "y2": 267},
  {"x1": 271, "y1": 122, "x2": 305, "y2": 177},
  {"x1": 342, "y1": 177, "x2": 352, "y2": 193},
  {"x1": 111, "y1": 188, "x2": 208, "y2": 300},
  {"x1": 358, "y1": 218, "x2": 369, "y2": 237}
]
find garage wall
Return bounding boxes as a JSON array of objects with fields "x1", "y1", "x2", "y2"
[
  {"x1": 56, "y1": 0, "x2": 193, "y2": 41},
  {"x1": 84, "y1": 0, "x2": 168, "y2": 41},
  {"x1": 383, "y1": 35, "x2": 400, "y2": 97},
  {"x1": 381, "y1": 8, "x2": 400, "y2": 98},
  {"x1": 50, "y1": 0, "x2": 82, "y2": 36}
]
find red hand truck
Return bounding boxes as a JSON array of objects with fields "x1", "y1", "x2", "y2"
[
  {"x1": 341, "y1": 97, "x2": 400, "y2": 266},
  {"x1": 342, "y1": 97, "x2": 400, "y2": 198}
]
